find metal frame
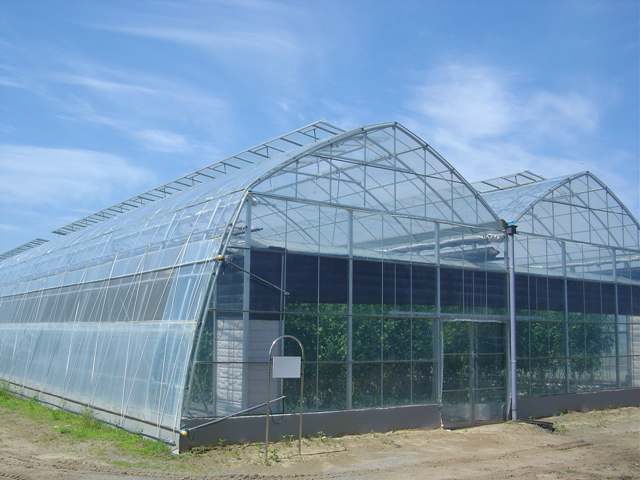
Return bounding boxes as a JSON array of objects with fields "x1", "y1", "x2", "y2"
[
  {"x1": 0, "y1": 238, "x2": 48, "y2": 262},
  {"x1": 51, "y1": 121, "x2": 344, "y2": 236},
  {"x1": 482, "y1": 171, "x2": 640, "y2": 249},
  {"x1": 2, "y1": 119, "x2": 639, "y2": 448},
  {"x1": 472, "y1": 170, "x2": 546, "y2": 194}
]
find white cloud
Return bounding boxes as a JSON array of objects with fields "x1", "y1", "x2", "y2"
[
  {"x1": 52, "y1": 64, "x2": 227, "y2": 113},
  {"x1": 131, "y1": 129, "x2": 191, "y2": 153},
  {"x1": 53, "y1": 73, "x2": 158, "y2": 96},
  {"x1": 0, "y1": 223, "x2": 18, "y2": 232},
  {"x1": 413, "y1": 65, "x2": 515, "y2": 139},
  {"x1": 403, "y1": 62, "x2": 638, "y2": 216},
  {"x1": 0, "y1": 145, "x2": 152, "y2": 206},
  {"x1": 49, "y1": 64, "x2": 228, "y2": 153},
  {"x1": 0, "y1": 77, "x2": 24, "y2": 89},
  {"x1": 109, "y1": 25, "x2": 299, "y2": 58},
  {"x1": 410, "y1": 64, "x2": 598, "y2": 143},
  {"x1": 88, "y1": 0, "x2": 312, "y2": 91}
]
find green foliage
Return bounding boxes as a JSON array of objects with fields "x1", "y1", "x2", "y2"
[
  {"x1": 284, "y1": 302, "x2": 438, "y2": 410},
  {"x1": 519, "y1": 312, "x2": 619, "y2": 394}
]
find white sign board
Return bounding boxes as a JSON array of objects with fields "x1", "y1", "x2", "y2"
[{"x1": 272, "y1": 356, "x2": 301, "y2": 379}]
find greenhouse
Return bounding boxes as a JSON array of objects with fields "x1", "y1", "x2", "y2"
[{"x1": 0, "y1": 121, "x2": 638, "y2": 449}]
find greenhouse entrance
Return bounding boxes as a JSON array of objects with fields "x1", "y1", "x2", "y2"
[{"x1": 441, "y1": 320, "x2": 507, "y2": 427}]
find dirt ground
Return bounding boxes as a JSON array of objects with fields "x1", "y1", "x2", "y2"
[{"x1": 0, "y1": 407, "x2": 638, "y2": 480}]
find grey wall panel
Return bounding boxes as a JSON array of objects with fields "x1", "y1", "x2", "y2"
[
  {"x1": 519, "y1": 388, "x2": 640, "y2": 419},
  {"x1": 180, "y1": 403, "x2": 442, "y2": 451}
]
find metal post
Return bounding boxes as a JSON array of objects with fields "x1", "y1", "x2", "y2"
[
  {"x1": 242, "y1": 199, "x2": 252, "y2": 409},
  {"x1": 506, "y1": 223, "x2": 518, "y2": 420},
  {"x1": 612, "y1": 248, "x2": 620, "y2": 387},
  {"x1": 347, "y1": 210, "x2": 353, "y2": 409},
  {"x1": 562, "y1": 242, "x2": 570, "y2": 393},
  {"x1": 265, "y1": 335, "x2": 305, "y2": 463},
  {"x1": 435, "y1": 222, "x2": 443, "y2": 403}
]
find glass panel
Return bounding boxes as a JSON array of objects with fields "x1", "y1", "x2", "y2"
[
  {"x1": 317, "y1": 363, "x2": 346, "y2": 411},
  {"x1": 412, "y1": 361, "x2": 435, "y2": 403},
  {"x1": 412, "y1": 318, "x2": 434, "y2": 361},
  {"x1": 353, "y1": 316, "x2": 381, "y2": 361},
  {"x1": 383, "y1": 317, "x2": 411, "y2": 360},
  {"x1": 383, "y1": 362, "x2": 411, "y2": 406},
  {"x1": 352, "y1": 363, "x2": 381, "y2": 408},
  {"x1": 318, "y1": 314, "x2": 347, "y2": 361}
]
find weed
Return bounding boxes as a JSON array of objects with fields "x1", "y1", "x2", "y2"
[
  {"x1": 553, "y1": 423, "x2": 568, "y2": 433},
  {"x1": 313, "y1": 431, "x2": 329, "y2": 444},
  {"x1": 267, "y1": 447, "x2": 280, "y2": 465},
  {"x1": 0, "y1": 387, "x2": 170, "y2": 458}
]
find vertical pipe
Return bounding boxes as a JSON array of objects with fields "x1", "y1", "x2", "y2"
[
  {"x1": 435, "y1": 222, "x2": 443, "y2": 404},
  {"x1": 346, "y1": 210, "x2": 353, "y2": 410},
  {"x1": 212, "y1": 289, "x2": 218, "y2": 416},
  {"x1": 507, "y1": 225, "x2": 517, "y2": 420},
  {"x1": 298, "y1": 342, "x2": 305, "y2": 456},
  {"x1": 469, "y1": 321, "x2": 476, "y2": 425},
  {"x1": 562, "y1": 242, "x2": 570, "y2": 393},
  {"x1": 265, "y1": 351, "x2": 271, "y2": 463},
  {"x1": 613, "y1": 248, "x2": 620, "y2": 387},
  {"x1": 242, "y1": 198, "x2": 252, "y2": 409}
]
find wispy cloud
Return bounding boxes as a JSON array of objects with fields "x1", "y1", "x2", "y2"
[
  {"x1": 0, "y1": 77, "x2": 24, "y2": 89},
  {"x1": 403, "y1": 62, "x2": 637, "y2": 215},
  {"x1": 53, "y1": 73, "x2": 159, "y2": 96},
  {"x1": 47, "y1": 63, "x2": 228, "y2": 155},
  {"x1": 0, "y1": 223, "x2": 18, "y2": 232},
  {"x1": 0, "y1": 145, "x2": 152, "y2": 206},
  {"x1": 130, "y1": 129, "x2": 191, "y2": 153},
  {"x1": 108, "y1": 25, "x2": 300, "y2": 58},
  {"x1": 410, "y1": 64, "x2": 598, "y2": 144},
  {"x1": 87, "y1": 0, "x2": 315, "y2": 91}
]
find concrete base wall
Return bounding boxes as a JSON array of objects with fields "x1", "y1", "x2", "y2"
[
  {"x1": 519, "y1": 388, "x2": 640, "y2": 419},
  {"x1": 179, "y1": 403, "x2": 442, "y2": 451},
  {"x1": 181, "y1": 388, "x2": 640, "y2": 451}
]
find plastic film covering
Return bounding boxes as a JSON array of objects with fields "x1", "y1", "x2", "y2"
[
  {"x1": 481, "y1": 172, "x2": 640, "y2": 249},
  {"x1": 252, "y1": 123, "x2": 499, "y2": 228},
  {"x1": 0, "y1": 182, "x2": 245, "y2": 437}
]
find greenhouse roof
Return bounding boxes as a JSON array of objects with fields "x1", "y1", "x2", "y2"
[
  {"x1": 52, "y1": 121, "x2": 344, "y2": 236},
  {"x1": 478, "y1": 171, "x2": 640, "y2": 249},
  {"x1": 0, "y1": 122, "x2": 502, "y2": 296},
  {"x1": 479, "y1": 174, "x2": 570, "y2": 222},
  {"x1": 2, "y1": 121, "x2": 640, "y2": 274}
]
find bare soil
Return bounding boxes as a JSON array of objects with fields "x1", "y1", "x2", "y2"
[{"x1": 0, "y1": 406, "x2": 638, "y2": 480}]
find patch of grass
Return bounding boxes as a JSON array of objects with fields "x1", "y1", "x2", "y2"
[
  {"x1": 553, "y1": 423, "x2": 568, "y2": 433},
  {"x1": 0, "y1": 382, "x2": 170, "y2": 458},
  {"x1": 266, "y1": 446, "x2": 280, "y2": 465}
]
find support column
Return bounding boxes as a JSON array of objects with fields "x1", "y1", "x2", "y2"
[
  {"x1": 242, "y1": 198, "x2": 252, "y2": 409},
  {"x1": 435, "y1": 223, "x2": 443, "y2": 404},
  {"x1": 506, "y1": 223, "x2": 517, "y2": 420},
  {"x1": 562, "y1": 242, "x2": 570, "y2": 393},
  {"x1": 346, "y1": 210, "x2": 353, "y2": 409},
  {"x1": 613, "y1": 249, "x2": 620, "y2": 387}
]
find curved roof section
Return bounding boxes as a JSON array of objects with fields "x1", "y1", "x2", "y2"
[
  {"x1": 480, "y1": 171, "x2": 640, "y2": 249},
  {"x1": 481, "y1": 176, "x2": 570, "y2": 222},
  {"x1": 0, "y1": 123, "x2": 342, "y2": 295},
  {"x1": 0, "y1": 121, "x2": 502, "y2": 297},
  {"x1": 51, "y1": 121, "x2": 343, "y2": 236},
  {"x1": 250, "y1": 122, "x2": 500, "y2": 227}
]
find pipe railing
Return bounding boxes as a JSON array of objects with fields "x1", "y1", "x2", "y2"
[{"x1": 180, "y1": 395, "x2": 286, "y2": 437}]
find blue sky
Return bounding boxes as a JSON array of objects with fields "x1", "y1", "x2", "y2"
[{"x1": 0, "y1": 0, "x2": 638, "y2": 252}]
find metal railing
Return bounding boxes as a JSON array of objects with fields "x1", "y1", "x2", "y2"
[{"x1": 180, "y1": 395, "x2": 286, "y2": 437}]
